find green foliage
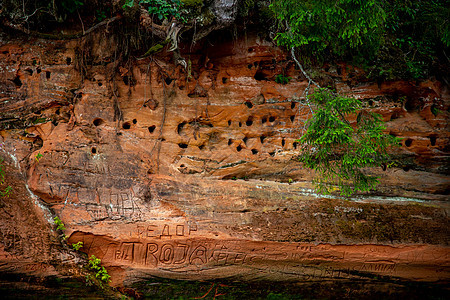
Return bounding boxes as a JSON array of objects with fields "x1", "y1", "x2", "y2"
[
  {"x1": 35, "y1": 152, "x2": 43, "y2": 162},
  {"x1": 60, "y1": 0, "x2": 84, "y2": 14},
  {"x1": 72, "y1": 241, "x2": 84, "y2": 251},
  {"x1": 270, "y1": 0, "x2": 386, "y2": 58},
  {"x1": 54, "y1": 216, "x2": 66, "y2": 231},
  {"x1": 123, "y1": 0, "x2": 185, "y2": 22},
  {"x1": 88, "y1": 255, "x2": 111, "y2": 283},
  {"x1": 275, "y1": 74, "x2": 291, "y2": 85},
  {"x1": 299, "y1": 89, "x2": 399, "y2": 196},
  {"x1": 0, "y1": 157, "x2": 12, "y2": 198},
  {"x1": 270, "y1": 0, "x2": 449, "y2": 79}
]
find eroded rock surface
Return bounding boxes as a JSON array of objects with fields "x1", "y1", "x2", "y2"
[{"x1": 0, "y1": 28, "x2": 449, "y2": 289}]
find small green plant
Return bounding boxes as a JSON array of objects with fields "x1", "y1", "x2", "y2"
[
  {"x1": 0, "y1": 157, "x2": 12, "y2": 198},
  {"x1": 88, "y1": 255, "x2": 111, "y2": 283},
  {"x1": 431, "y1": 106, "x2": 441, "y2": 117},
  {"x1": 275, "y1": 74, "x2": 291, "y2": 85},
  {"x1": 72, "y1": 241, "x2": 84, "y2": 251},
  {"x1": 288, "y1": 178, "x2": 293, "y2": 184},
  {"x1": 35, "y1": 152, "x2": 43, "y2": 162},
  {"x1": 123, "y1": 0, "x2": 185, "y2": 22},
  {"x1": 54, "y1": 216, "x2": 66, "y2": 231}
]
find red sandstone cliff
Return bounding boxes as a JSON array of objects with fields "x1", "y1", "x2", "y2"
[{"x1": 0, "y1": 24, "x2": 449, "y2": 292}]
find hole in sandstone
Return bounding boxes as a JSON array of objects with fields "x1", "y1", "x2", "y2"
[
  {"x1": 237, "y1": 145, "x2": 242, "y2": 152},
  {"x1": 198, "y1": 144, "x2": 205, "y2": 150},
  {"x1": 25, "y1": 68, "x2": 33, "y2": 76},
  {"x1": 251, "y1": 149, "x2": 258, "y2": 155},
  {"x1": 117, "y1": 132, "x2": 122, "y2": 136},
  {"x1": 248, "y1": 47, "x2": 254, "y2": 52},
  {"x1": 55, "y1": 109, "x2": 60, "y2": 115},
  {"x1": 403, "y1": 166, "x2": 410, "y2": 172},
  {"x1": 282, "y1": 139, "x2": 285, "y2": 147},
  {"x1": 239, "y1": 122, "x2": 242, "y2": 127},
  {"x1": 228, "y1": 120, "x2": 231, "y2": 126},
  {"x1": 261, "y1": 117, "x2": 267, "y2": 124},
  {"x1": 178, "y1": 143, "x2": 188, "y2": 149},
  {"x1": 290, "y1": 115, "x2": 295, "y2": 122},
  {"x1": 404, "y1": 97, "x2": 418, "y2": 112},
  {"x1": 243, "y1": 137, "x2": 248, "y2": 145},
  {"x1": 260, "y1": 136, "x2": 266, "y2": 143},
  {"x1": 93, "y1": 118, "x2": 104, "y2": 126},
  {"x1": 122, "y1": 76, "x2": 129, "y2": 85},
  {"x1": 45, "y1": 71, "x2": 51, "y2": 79},
  {"x1": 228, "y1": 139, "x2": 232, "y2": 146},
  {"x1": 132, "y1": 119, "x2": 137, "y2": 124},
  {"x1": 337, "y1": 66, "x2": 342, "y2": 75},
  {"x1": 180, "y1": 164, "x2": 185, "y2": 168},
  {"x1": 36, "y1": 67, "x2": 41, "y2": 74},
  {"x1": 248, "y1": 64, "x2": 252, "y2": 69},
  {"x1": 91, "y1": 147, "x2": 97, "y2": 154},
  {"x1": 98, "y1": 82, "x2": 103, "y2": 86},
  {"x1": 429, "y1": 136, "x2": 437, "y2": 146},
  {"x1": 246, "y1": 116, "x2": 253, "y2": 126},
  {"x1": 291, "y1": 102, "x2": 296, "y2": 109},
  {"x1": 177, "y1": 122, "x2": 186, "y2": 134},
  {"x1": 368, "y1": 100, "x2": 374, "y2": 106},
  {"x1": 293, "y1": 141, "x2": 298, "y2": 149},
  {"x1": 254, "y1": 71, "x2": 266, "y2": 81},
  {"x1": 269, "y1": 116, "x2": 276, "y2": 122},
  {"x1": 12, "y1": 76, "x2": 22, "y2": 88},
  {"x1": 66, "y1": 57, "x2": 72, "y2": 65},
  {"x1": 148, "y1": 125, "x2": 156, "y2": 133},
  {"x1": 405, "y1": 139, "x2": 413, "y2": 147},
  {"x1": 122, "y1": 122, "x2": 131, "y2": 129},
  {"x1": 245, "y1": 101, "x2": 253, "y2": 109},
  {"x1": 269, "y1": 151, "x2": 275, "y2": 156},
  {"x1": 222, "y1": 77, "x2": 228, "y2": 84},
  {"x1": 165, "y1": 77, "x2": 173, "y2": 85}
]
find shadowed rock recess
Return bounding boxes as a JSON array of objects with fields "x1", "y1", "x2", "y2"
[{"x1": 0, "y1": 23, "x2": 449, "y2": 296}]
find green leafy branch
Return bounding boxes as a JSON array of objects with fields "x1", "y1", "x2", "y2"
[
  {"x1": 299, "y1": 89, "x2": 400, "y2": 196},
  {"x1": 87, "y1": 255, "x2": 111, "y2": 283}
]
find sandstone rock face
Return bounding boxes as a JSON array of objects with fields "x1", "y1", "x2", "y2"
[{"x1": 0, "y1": 28, "x2": 449, "y2": 289}]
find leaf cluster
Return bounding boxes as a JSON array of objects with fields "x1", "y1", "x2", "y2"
[
  {"x1": 53, "y1": 216, "x2": 66, "y2": 231},
  {"x1": 88, "y1": 255, "x2": 111, "y2": 283},
  {"x1": 299, "y1": 89, "x2": 400, "y2": 196},
  {"x1": 123, "y1": 0, "x2": 186, "y2": 22}
]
